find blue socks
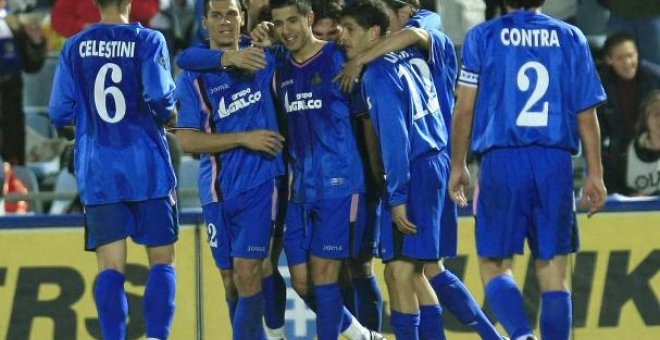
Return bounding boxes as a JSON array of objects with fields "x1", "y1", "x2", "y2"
[
  {"x1": 485, "y1": 275, "x2": 533, "y2": 339},
  {"x1": 226, "y1": 298, "x2": 237, "y2": 322},
  {"x1": 430, "y1": 270, "x2": 501, "y2": 340},
  {"x1": 353, "y1": 276, "x2": 384, "y2": 331},
  {"x1": 391, "y1": 310, "x2": 420, "y2": 340},
  {"x1": 144, "y1": 264, "x2": 176, "y2": 340},
  {"x1": 262, "y1": 274, "x2": 286, "y2": 330},
  {"x1": 301, "y1": 291, "x2": 354, "y2": 333},
  {"x1": 233, "y1": 292, "x2": 266, "y2": 340},
  {"x1": 419, "y1": 305, "x2": 446, "y2": 340},
  {"x1": 541, "y1": 291, "x2": 572, "y2": 340},
  {"x1": 314, "y1": 283, "x2": 343, "y2": 340},
  {"x1": 94, "y1": 269, "x2": 128, "y2": 340}
]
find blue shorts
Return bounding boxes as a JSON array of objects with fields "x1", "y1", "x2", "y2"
[
  {"x1": 475, "y1": 147, "x2": 579, "y2": 261},
  {"x1": 202, "y1": 181, "x2": 274, "y2": 270},
  {"x1": 379, "y1": 153, "x2": 451, "y2": 262},
  {"x1": 84, "y1": 193, "x2": 179, "y2": 251},
  {"x1": 284, "y1": 194, "x2": 364, "y2": 266}
]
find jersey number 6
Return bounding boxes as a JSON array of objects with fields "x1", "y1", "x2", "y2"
[{"x1": 94, "y1": 63, "x2": 127, "y2": 123}]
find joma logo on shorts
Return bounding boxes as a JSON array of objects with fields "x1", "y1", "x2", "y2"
[
  {"x1": 322, "y1": 245, "x2": 343, "y2": 251},
  {"x1": 247, "y1": 246, "x2": 266, "y2": 252}
]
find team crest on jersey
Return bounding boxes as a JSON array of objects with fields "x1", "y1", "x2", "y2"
[{"x1": 311, "y1": 72, "x2": 322, "y2": 85}]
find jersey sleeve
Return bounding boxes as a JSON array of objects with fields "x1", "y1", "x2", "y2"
[
  {"x1": 141, "y1": 30, "x2": 176, "y2": 123},
  {"x1": 406, "y1": 9, "x2": 442, "y2": 31},
  {"x1": 48, "y1": 42, "x2": 76, "y2": 128},
  {"x1": 570, "y1": 30, "x2": 606, "y2": 113},
  {"x1": 363, "y1": 63, "x2": 411, "y2": 206},
  {"x1": 427, "y1": 30, "x2": 458, "y2": 88},
  {"x1": 174, "y1": 72, "x2": 205, "y2": 130},
  {"x1": 458, "y1": 26, "x2": 483, "y2": 88},
  {"x1": 176, "y1": 43, "x2": 224, "y2": 71}
]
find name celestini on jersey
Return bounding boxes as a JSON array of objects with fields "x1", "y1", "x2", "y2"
[{"x1": 79, "y1": 40, "x2": 136, "y2": 58}]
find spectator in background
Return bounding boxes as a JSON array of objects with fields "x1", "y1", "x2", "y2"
[
  {"x1": 597, "y1": 0, "x2": 660, "y2": 66},
  {"x1": 2, "y1": 161, "x2": 29, "y2": 213},
  {"x1": 311, "y1": 0, "x2": 343, "y2": 41},
  {"x1": 598, "y1": 32, "x2": 660, "y2": 195},
  {"x1": 0, "y1": 0, "x2": 46, "y2": 165},
  {"x1": 626, "y1": 91, "x2": 660, "y2": 196},
  {"x1": 51, "y1": 0, "x2": 159, "y2": 37}
]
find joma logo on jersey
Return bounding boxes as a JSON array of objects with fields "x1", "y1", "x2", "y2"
[
  {"x1": 218, "y1": 90, "x2": 262, "y2": 118},
  {"x1": 284, "y1": 92, "x2": 323, "y2": 113}
]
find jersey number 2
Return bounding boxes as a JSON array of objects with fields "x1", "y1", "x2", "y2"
[
  {"x1": 94, "y1": 63, "x2": 127, "y2": 123},
  {"x1": 516, "y1": 61, "x2": 549, "y2": 127}
]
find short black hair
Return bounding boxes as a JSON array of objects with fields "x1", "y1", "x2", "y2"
[
  {"x1": 270, "y1": 0, "x2": 312, "y2": 15},
  {"x1": 503, "y1": 0, "x2": 545, "y2": 9},
  {"x1": 341, "y1": 0, "x2": 389, "y2": 37},
  {"x1": 312, "y1": 0, "x2": 344, "y2": 25},
  {"x1": 203, "y1": 0, "x2": 244, "y2": 17},
  {"x1": 602, "y1": 32, "x2": 636, "y2": 57},
  {"x1": 381, "y1": 0, "x2": 420, "y2": 10},
  {"x1": 95, "y1": 0, "x2": 130, "y2": 9}
]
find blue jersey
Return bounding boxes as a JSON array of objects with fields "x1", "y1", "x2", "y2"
[
  {"x1": 407, "y1": 8, "x2": 443, "y2": 31},
  {"x1": 459, "y1": 11, "x2": 606, "y2": 155},
  {"x1": 175, "y1": 49, "x2": 284, "y2": 205},
  {"x1": 49, "y1": 23, "x2": 176, "y2": 205},
  {"x1": 276, "y1": 42, "x2": 365, "y2": 202},
  {"x1": 362, "y1": 48, "x2": 447, "y2": 206},
  {"x1": 176, "y1": 36, "x2": 253, "y2": 71}
]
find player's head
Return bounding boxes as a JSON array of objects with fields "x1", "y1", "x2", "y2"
[
  {"x1": 603, "y1": 32, "x2": 639, "y2": 80},
  {"x1": 638, "y1": 90, "x2": 660, "y2": 137},
  {"x1": 241, "y1": 0, "x2": 270, "y2": 30},
  {"x1": 270, "y1": 0, "x2": 314, "y2": 53},
  {"x1": 203, "y1": 0, "x2": 245, "y2": 49},
  {"x1": 311, "y1": 0, "x2": 344, "y2": 41},
  {"x1": 94, "y1": 0, "x2": 132, "y2": 12},
  {"x1": 381, "y1": 0, "x2": 419, "y2": 33},
  {"x1": 339, "y1": 0, "x2": 389, "y2": 59},
  {"x1": 503, "y1": 0, "x2": 545, "y2": 9}
]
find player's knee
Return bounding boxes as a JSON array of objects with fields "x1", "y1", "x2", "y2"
[
  {"x1": 262, "y1": 257, "x2": 274, "y2": 276},
  {"x1": 147, "y1": 244, "x2": 176, "y2": 266},
  {"x1": 348, "y1": 256, "x2": 374, "y2": 278},
  {"x1": 479, "y1": 257, "x2": 513, "y2": 284},
  {"x1": 220, "y1": 269, "x2": 238, "y2": 299},
  {"x1": 233, "y1": 259, "x2": 262, "y2": 286}
]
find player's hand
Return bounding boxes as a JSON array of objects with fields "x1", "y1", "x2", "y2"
[
  {"x1": 391, "y1": 203, "x2": 417, "y2": 235},
  {"x1": 579, "y1": 173, "x2": 607, "y2": 217},
  {"x1": 241, "y1": 130, "x2": 285, "y2": 156},
  {"x1": 334, "y1": 56, "x2": 365, "y2": 93},
  {"x1": 223, "y1": 48, "x2": 266, "y2": 71},
  {"x1": 448, "y1": 164, "x2": 471, "y2": 207},
  {"x1": 250, "y1": 21, "x2": 275, "y2": 48}
]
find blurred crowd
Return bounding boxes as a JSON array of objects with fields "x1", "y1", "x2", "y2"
[{"x1": 1, "y1": 0, "x2": 659, "y2": 214}]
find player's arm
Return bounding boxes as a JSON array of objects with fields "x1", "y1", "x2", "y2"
[
  {"x1": 364, "y1": 69, "x2": 416, "y2": 234},
  {"x1": 448, "y1": 84, "x2": 476, "y2": 208},
  {"x1": 176, "y1": 44, "x2": 267, "y2": 72},
  {"x1": 176, "y1": 129, "x2": 284, "y2": 156},
  {"x1": 578, "y1": 107, "x2": 607, "y2": 216},
  {"x1": 48, "y1": 45, "x2": 76, "y2": 129},
  {"x1": 141, "y1": 31, "x2": 176, "y2": 124},
  {"x1": 336, "y1": 27, "x2": 430, "y2": 92},
  {"x1": 363, "y1": 68, "x2": 411, "y2": 207}
]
